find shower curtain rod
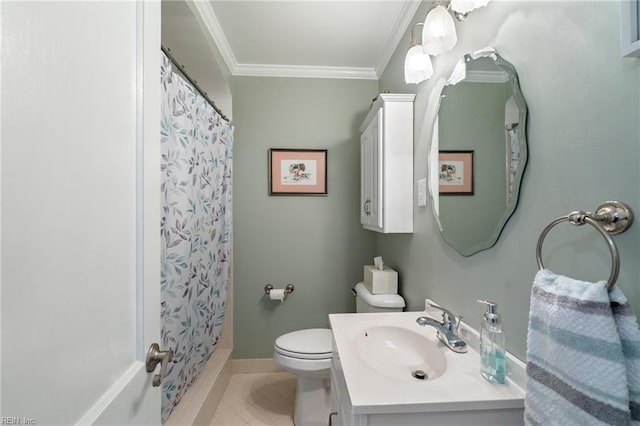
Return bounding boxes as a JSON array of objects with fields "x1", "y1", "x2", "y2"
[{"x1": 161, "y1": 45, "x2": 230, "y2": 123}]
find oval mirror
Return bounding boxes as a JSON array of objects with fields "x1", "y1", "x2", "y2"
[{"x1": 428, "y1": 48, "x2": 528, "y2": 256}]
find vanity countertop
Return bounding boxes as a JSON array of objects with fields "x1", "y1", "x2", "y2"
[{"x1": 329, "y1": 310, "x2": 526, "y2": 415}]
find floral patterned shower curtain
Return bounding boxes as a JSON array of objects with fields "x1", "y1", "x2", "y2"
[{"x1": 159, "y1": 52, "x2": 233, "y2": 422}]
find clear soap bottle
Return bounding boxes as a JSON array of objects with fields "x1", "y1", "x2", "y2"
[{"x1": 477, "y1": 300, "x2": 506, "y2": 384}]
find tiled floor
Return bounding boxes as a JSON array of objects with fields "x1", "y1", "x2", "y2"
[{"x1": 211, "y1": 372, "x2": 297, "y2": 426}]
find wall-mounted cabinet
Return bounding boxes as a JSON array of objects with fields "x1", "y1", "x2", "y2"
[{"x1": 359, "y1": 94, "x2": 415, "y2": 233}]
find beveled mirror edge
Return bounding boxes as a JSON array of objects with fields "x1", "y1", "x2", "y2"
[{"x1": 427, "y1": 47, "x2": 529, "y2": 257}]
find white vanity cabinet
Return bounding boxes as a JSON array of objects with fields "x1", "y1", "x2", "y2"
[
  {"x1": 359, "y1": 94, "x2": 415, "y2": 233},
  {"x1": 331, "y1": 355, "x2": 525, "y2": 426},
  {"x1": 329, "y1": 312, "x2": 526, "y2": 426},
  {"x1": 330, "y1": 356, "x2": 357, "y2": 426}
]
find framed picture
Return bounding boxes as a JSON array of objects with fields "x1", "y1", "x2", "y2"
[
  {"x1": 438, "y1": 151, "x2": 474, "y2": 195},
  {"x1": 268, "y1": 148, "x2": 327, "y2": 196}
]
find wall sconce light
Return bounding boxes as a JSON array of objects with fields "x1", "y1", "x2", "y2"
[
  {"x1": 421, "y1": 0, "x2": 490, "y2": 56},
  {"x1": 421, "y1": 4, "x2": 458, "y2": 56},
  {"x1": 404, "y1": 23, "x2": 433, "y2": 84},
  {"x1": 403, "y1": 0, "x2": 490, "y2": 85}
]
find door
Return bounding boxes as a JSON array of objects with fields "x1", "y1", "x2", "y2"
[
  {"x1": 360, "y1": 127, "x2": 372, "y2": 226},
  {"x1": 1, "y1": 2, "x2": 163, "y2": 424}
]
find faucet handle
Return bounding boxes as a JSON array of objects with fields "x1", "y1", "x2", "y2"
[
  {"x1": 426, "y1": 302, "x2": 459, "y2": 326},
  {"x1": 455, "y1": 315, "x2": 463, "y2": 334}
]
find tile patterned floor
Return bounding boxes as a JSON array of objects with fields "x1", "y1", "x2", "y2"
[{"x1": 211, "y1": 372, "x2": 297, "y2": 426}]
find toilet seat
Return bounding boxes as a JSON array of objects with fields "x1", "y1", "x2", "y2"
[{"x1": 274, "y1": 328, "x2": 332, "y2": 360}]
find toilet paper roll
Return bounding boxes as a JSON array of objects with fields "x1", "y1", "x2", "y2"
[{"x1": 269, "y1": 288, "x2": 286, "y2": 302}]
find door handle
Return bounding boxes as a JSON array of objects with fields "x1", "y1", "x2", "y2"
[{"x1": 146, "y1": 343, "x2": 173, "y2": 387}]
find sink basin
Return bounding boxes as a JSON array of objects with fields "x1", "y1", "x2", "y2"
[
  {"x1": 354, "y1": 325, "x2": 447, "y2": 381},
  {"x1": 329, "y1": 312, "x2": 526, "y2": 424}
]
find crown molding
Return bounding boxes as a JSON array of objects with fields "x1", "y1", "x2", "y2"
[
  {"x1": 191, "y1": 0, "x2": 419, "y2": 80},
  {"x1": 188, "y1": 1, "x2": 240, "y2": 75},
  {"x1": 374, "y1": 1, "x2": 422, "y2": 78},
  {"x1": 233, "y1": 63, "x2": 378, "y2": 80}
]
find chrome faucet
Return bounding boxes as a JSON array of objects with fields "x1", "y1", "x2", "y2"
[{"x1": 416, "y1": 303, "x2": 467, "y2": 353}]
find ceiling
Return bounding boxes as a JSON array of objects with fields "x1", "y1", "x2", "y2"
[{"x1": 188, "y1": 1, "x2": 421, "y2": 80}]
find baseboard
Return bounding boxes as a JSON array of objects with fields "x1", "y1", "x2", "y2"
[
  {"x1": 231, "y1": 358, "x2": 285, "y2": 374},
  {"x1": 165, "y1": 347, "x2": 233, "y2": 426}
]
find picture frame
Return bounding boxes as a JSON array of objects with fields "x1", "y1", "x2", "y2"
[
  {"x1": 268, "y1": 148, "x2": 327, "y2": 196},
  {"x1": 438, "y1": 150, "x2": 474, "y2": 195}
]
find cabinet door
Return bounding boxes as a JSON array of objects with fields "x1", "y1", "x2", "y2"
[
  {"x1": 330, "y1": 358, "x2": 364, "y2": 426},
  {"x1": 360, "y1": 130, "x2": 371, "y2": 225},
  {"x1": 361, "y1": 110, "x2": 382, "y2": 229}
]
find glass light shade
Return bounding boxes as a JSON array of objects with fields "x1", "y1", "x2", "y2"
[
  {"x1": 404, "y1": 45, "x2": 433, "y2": 84},
  {"x1": 422, "y1": 5, "x2": 458, "y2": 56},
  {"x1": 450, "y1": 0, "x2": 490, "y2": 15}
]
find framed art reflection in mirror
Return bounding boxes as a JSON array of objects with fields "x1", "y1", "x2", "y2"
[{"x1": 439, "y1": 151, "x2": 474, "y2": 195}]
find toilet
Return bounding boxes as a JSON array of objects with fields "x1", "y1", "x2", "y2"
[{"x1": 273, "y1": 282, "x2": 405, "y2": 425}]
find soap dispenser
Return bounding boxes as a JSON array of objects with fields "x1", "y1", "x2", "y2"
[{"x1": 477, "y1": 300, "x2": 506, "y2": 384}]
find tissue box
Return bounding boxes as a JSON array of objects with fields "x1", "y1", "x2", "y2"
[{"x1": 363, "y1": 265, "x2": 398, "y2": 294}]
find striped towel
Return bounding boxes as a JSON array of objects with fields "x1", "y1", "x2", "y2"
[{"x1": 525, "y1": 269, "x2": 640, "y2": 425}]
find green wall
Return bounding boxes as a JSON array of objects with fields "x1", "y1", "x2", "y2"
[
  {"x1": 232, "y1": 77, "x2": 378, "y2": 358},
  {"x1": 378, "y1": 1, "x2": 640, "y2": 360}
]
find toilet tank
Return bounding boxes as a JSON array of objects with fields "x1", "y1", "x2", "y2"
[{"x1": 353, "y1": 282, "x2": 405, "y2": 313}]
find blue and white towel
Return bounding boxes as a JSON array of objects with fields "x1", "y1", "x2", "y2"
[{"x1": 525, "y1": 269, "x2": 640, "y2": 425}]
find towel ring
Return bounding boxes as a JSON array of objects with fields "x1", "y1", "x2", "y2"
[{"x1": 536, "y1": 202, "x2": 632, "y2": 291}]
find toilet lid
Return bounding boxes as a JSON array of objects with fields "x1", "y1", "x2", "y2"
[{"x1": 274, "y1": 328, "x2": 333, "y2": 360}]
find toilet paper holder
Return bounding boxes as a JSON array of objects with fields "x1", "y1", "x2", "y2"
[{"x1": 264, "y1": 283, "x2": 295, "y2": 295}]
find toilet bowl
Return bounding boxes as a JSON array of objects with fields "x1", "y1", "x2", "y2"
[
  {"x1": 274, "y1": 284, "x2": 405, "y2": 425},
  {"x1": 274, "y1": 328, "x2": 332, "y2": 426}
]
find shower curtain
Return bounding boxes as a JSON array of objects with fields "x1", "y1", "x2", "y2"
[{"x1": 159, "y1": 52, "x2": 233, "y2": 422}]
